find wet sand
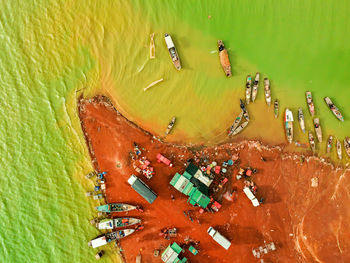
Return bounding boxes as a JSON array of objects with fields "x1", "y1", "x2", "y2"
[{"x1": 79, "y1": 96, "x2": 350, "y2": 263}]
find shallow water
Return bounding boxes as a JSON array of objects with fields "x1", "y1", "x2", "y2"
[{"x1": 0, "y1": 1, "x2": 349, "y2": 263}]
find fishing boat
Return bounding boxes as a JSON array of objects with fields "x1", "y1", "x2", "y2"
[
  {"x1": 305, "y1": 91, "x2": 315, "y2": 116},
  {"x1": 324, "y1": 97, "x2": 344, "y2": 122},
  {"x1": 165, "y1": 117, "x2": 176, "y2": 135},
  {"x1": 231, "y1": 121, "x2": 249, "y2": 136},
  {"x1": 308, "y1": 131, "x2": 316, "y2": 153},
  {"x1": 251, "y1": 72, "x2": 260, "y2": 102},
  {"x1": 245, "y1": 75, "x2": 252, "y2": 104},
  {"x1": 274, "y1": 100, "x2": 279, "y2": 118},
  {"x1": 263, "y1": 78, "x2": 271, "y2": 106},
  {"x1": 313, "y1": 118, "x2": 322, "y2": 142},
  {"x1": 217, "y1": 40, "x2": 232, "y2": 77},
  {"x1": 297, "y1": 108, "x2": 306, "y2": 133},
  {"x1": 88, "y1": 229, "x2": 135, "y2": 248},
  {"x1": 97, "y1": 218, "x2": 141, "y2": 230},
  {"x1": 96, "y1": 203, "x2": 137, "y2": 213},
  {"x1": 164, "y1": 33, "x2": 181, "y2": 70},
  {"x1": 150, "y1": 33, "x2": 155, "y2": 59},
  {"x1": 284, "y1": 109, "x2": 294, "y2": 144},
  {"x1": 344, "y1": 138, "x2": 350, "y2": 158},
  {"x1": 228, "y1": 111, "x2": 243, "y2": 136},
  {"x1": 336, "y1": 140, "x2": 342, "y2": 160},
  {"x1": 239, "y1": 99, "x2": 249, "y2": 121},
  {"x1": 326, "y1": 135, "x2": 333, "y2": 154}
]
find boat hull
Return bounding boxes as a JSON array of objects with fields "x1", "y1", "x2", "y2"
[
  {"x1": 251, "y1": 73, "x2": 260, "y2": 102},
  {"x1": 218, "y1": 40, "x2": 232, "y2": 77},
  {"x1": 313, "y1": 118, "x2": 322, "y2": 142},
  {"x1": 298, "y1": 108, "x2": 305, "y2": 133},
  {"x1": 324, "y1": 97, "x2": 344, "y2": 121},
  {"x1": 228, "y1": 111, "x2": 243, "y2": 136},
  {"x1": 306, "y1": 91, "x2": 315, "y2": 116},
  {"x1": 245, "y1": 75, "x2": 252, "y2": 104},
  {"x1": 96, "y1": 203, "x2": 137, "y2": 213},
  {"x1": 165, "y1": 34, "x2": 181, "y2": 70},
  {"x1": 284, "y1": 109, "x2": 294, "y2": 144},
  {"x1": 231, "y1": 121, "x2": 248, "y2": 136},
  {"x1": 98, "y1": 218, "x2": 141, "y2": 230},
  {"x1": 337, "y1": 140, "x2": 342, "y2": 160},
  {"x1": 263, "y1": 78, "x2": 271, "y2": 106},
  {"x1": 326, "y1": 135, "x2": 333, "y2": 154},
  {"x1": 308, "y1": 132, "x2": 316, "y2": 153}
]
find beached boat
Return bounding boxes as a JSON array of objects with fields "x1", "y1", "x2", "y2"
[
  {"x1": 251, "y1": 73, "x2": 260, "y2": 102},
  {"x1": 313, "y1": 118, "x2": 322, "y2": 142},
  {"x1": 150, "y1": 33, "x2": 155, "y2": 59},
  {"x1": 297, "y1": 108, "x2": 305, "y2": 133},
  {"x1": 231, "y1": 121, "x2": 248, "y2": 136},
  {"x1": 165, "y1": 117, "x2": 176, "y2": 135},
  {"x1": 324, "y1": 97, "x2": 344, "y2": 122},
  {"x1": 97, "y1": 218, "x2": 141, "y2": 230},
  {"x1": 164, "y1": 33, "x2": 181, "y2": 70},
  {"x1": 245, "y1": 75, "x2": 252, "y2": 104},
  {"x1": 88, "y1": 229, "x2": 135, "y2": 248},
  {"x1": 263, "y1": 78, "x2": 271, "y2": 106},
  {"x1": 305, "y1": 91, "x2": 315, "y2": 117},
  {"x1": 308, "y1": 131, "x2": 316, "y2": 153},
  {"x1": 239, "y1": 99, "x2": 249, "y2": 121},
  {"x1": 326, "y1": 135, "x2": 333, "y2": 154},
  {"x1": 284, "y1": 109, "x2": 294, "y2": 144},
  {"x1": 344, "y1": 138, "x2": 350, "y2": 158},
  {"x1": 217, "y1": 40, "x2": 232, "y2": 77},
  {"x1": 228, "y1": 111, "x2": 243, "y2": 136},
  {"x1": 96, "y1": 203, "x2": 137, "y2": 213},
  {"x1": 274, "y1": 100, "x2": 279, "y2": 118},
  {"x1": 336, "y1": 140, "x2": 342, "y2": 160}
]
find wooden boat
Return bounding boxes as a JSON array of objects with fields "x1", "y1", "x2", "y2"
[
  {"x1": 150, "y1": 33, "x2": 155, "y2": 59},
  {"x1": 144, "y1": 78, "x2": 163, "y2": 91},
  {"x1": 263, "y1": 78, "x2": 271, "y2": 106},
  {"x1": 297, "y1": 108, "x2": 306, "y2": 133},
  {"x1": 305, "y1": 91, "x2": 315, "y2": 116},
  {"x1": 245, "y1": 75, "x2": 252, "y2": 104},
  {"x1": 88, "y1": 229, "x2": 135, "y2": 248},
  {"x1": 231, "y1": 121, "x2": 249, "y2": 136},
  {"x1": 96, "y1": 203, "x2": 137, "y2": 213},
  {"x1": 284, "y1": 109, "x2": 294, "y2": 144},
  {"x1": 274, "y1": 100, "x2": 279, "y2": 118},
  {"x1": 239, "y1": 99, "x2": 249, "y2": 121},
  {"x1": 324, "y1": 97, "x2": 344, "y2": 122},
  {"x1": 326, "y1": 135, "x2": 333, "y2": 154},
  {"x1": 313, "y1": 118, "x2": 322, "y2": 142},
  {"x1": 251, "y1": 72, "x2": 260, "y2": 102},
  {"x1": 344, "y1": 138, "x2": 350, "y2": 158},
  {"x1": 165, "y1": 117, "x2": 176, "y2": 135},
  {"x1": 336, "y1": 140, "x2": 342, "y2": 160},
  {"x1": 164, "y1": 33, "x2": 181, "y2": 70},
  {"x1": 217, "y1": 40, "x2": 232, "y2": 77},
  {"x1": 228, "y1": 111, "x2": 243, "y2": 136},
  {"x1": 308, "y1": 131, "x2": 316, "y2": 153},
  {"x1": 97, "y1": 218, "x2": 141, "y2": 230}
]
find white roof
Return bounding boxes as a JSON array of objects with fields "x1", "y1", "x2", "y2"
[
  {"x1": 161, "y1": 247, "x2": 178, "y2": 263},
  {"x1": 90, "y1": 236, "x2": 107, "y2": 248},
  {"x1": 251, "y1": 198, "x2": 260, "y2": 207},
  {"x1": 243, "y1": 187, "x2": 255, "y2": 200},
  {"x1": 165, "y1": 35, "x2": 175, "y2": 49},
  {"x1": 128, "y1": 175, "x2": 137, "y2": 185}
]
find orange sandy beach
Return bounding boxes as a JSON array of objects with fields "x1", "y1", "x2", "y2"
[{"x1": 79, "y1": 96, "x2": 350, "y2": 263}]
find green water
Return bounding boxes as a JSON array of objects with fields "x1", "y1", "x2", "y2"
[{"x1": 0, "y1": 1, "x2": 350, "y2": 263}]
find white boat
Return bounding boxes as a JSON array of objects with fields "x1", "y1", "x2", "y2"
[
  {"x1": 284, "y1": 109, "x2": 294, "y2": 144},
  {"x1": 88, "y1": 229, "x2": 135, "y2": 248},
  {"x1": 228, "y1": 111, "x2": 243, "y2": 136},
  {"x1": 313, "y1": 118, "x2": 322, "y2": 142},
  {"x1": 305, "y1": 91, "x2": 315, "y2": 116},
  {"x1": 251, "y1": 72, "x2": 260, "y2": 102},
  {"x1": 231, "y1": 121, "x2": 249, "y2": 136},
  {"x1": 336, "y1": 140, "x2": 342, "y2": 160},
  {"x1": 245, "y1": 75, "x2": 252, "y2": 104},
  {"x1": 97, "y1": 218, "x2": 141, "y2": 230},
  {"x1": 164, "y1": 33, "x2": 181, "y2": 70},
  {"x1": 298, "y1": 108, "x2": 305, "y2": 133},
  {"x1": 263, "y1": 78, "x2": 271, "y2": 106}
]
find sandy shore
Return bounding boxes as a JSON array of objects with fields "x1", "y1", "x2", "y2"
[{"x1": 78, "y1": 95, "x2": 350, "y2": 263}]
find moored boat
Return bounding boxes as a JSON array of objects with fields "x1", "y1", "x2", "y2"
[
  {"x1": 324, "y1": 97, "x2": 344, "y2": 122},
  {"x1": 308, "y1": 131, "x2": 316, "y2": 153},
  {"x1": 251, "y1": 72, "x2": 260, "y2": 102},
  {"x1": 228, "y1": 111, "x2": 243, "y2": 136},
  {"x1": 96, "y1": 203, "x2": 137, "y2": 213},
  {"x1": 239, "y1": 99, "x2": 249, "y2": 121},
  {"x1": 97, "y1": 218, "x2": 141, "y2": 230},
  {"x1": 274, "y1": 100, "x2": 279, "y2": 118},
  {"x1": 284, "y1": 109, "x2": 294, "y2": 144},
  {"x1": 305, "y1": 91, "x2": 315, "y2": 116},
  {"x1": 165, "y1": 117, "x2": 176, "y2": 135},
  {"x1": 150, "y1": 33, "x2": 155, "y2": 59},
  {"x1": 164, "y1": 33, "x2": 181, "y2": 70},
  {"x1": 88, "y1": 229, "x2": 135, "y2": 248},
  {"x1": 263, "y1": 78, "x2": 271, "y2": 106},
  {"x1": 336, "y1": 140, "x2": 342, "y2": 160},
  {"x1": 313, "y1": 118, "x2": 322, "y2": 142},
  {"x1": 326, "y1": 135, "x2": 333, "y2": 154},
  {"x1": 298, "y1": 108, "x2": 306, "y2": 133},
  {"x1": 344, "y1": 138, "x2": 350, "y2": 158},
  {"x1": 217, "y1": 40, "x2": 232, "y2": 77},
  {"x1": 245, "y1": 75, "x2": 252, "y2": 104},
  {"x1": 231, "y1": 121, "x2": 249, "y2": 136}
]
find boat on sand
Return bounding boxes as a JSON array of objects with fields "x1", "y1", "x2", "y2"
[
  {"x1": 97, "y1": 218, "x2": 141, "y2": 230},
  {"x1": 217, "y1": 40, "x2": 232, "y2": 77},
  {"x1": 263, "y1": 78, "x2": 271, "y2": 106},
  {"x1": 305, "y1": 91, "x2": 315, "y2": 116},
  {"x1": 344, "y1": 138, "x2": 350, "y2": 158},
  {"x1": 336, "y1": 140, "x2": 342, "y2": 160},
  {"x1": 88, "y1": 229, "x2": 135, "y2": 248},
  {"x1": 298, "y1": 108, "x2": 305, "y2": 133},
  {"x1": 326, "y1": 135, "x2": 333, "y2": 154},
  {"x1": 164, "y1": 33, "x2": 181, "y2": 70},
  {"x1": 165, "y1": 117, "x2": 176, "y2": 135},
  {"x1": 251, "y1": 73, "x2": 260, "y2": 102},
  {"x1": 239, "y1": 99, "x2": 249, "y2": 121},
  {"x1": 284, "y1": 109, "x2": 294, "y2": 144},
  {"x1": 324, "y1": 97, "x2": 344, "y2": 122},
  {"x1": 245, "y1": 75, "x2": 252, "y2": 104},
  {"x1": 231, "y1": 121, "x2": 248, "y2": 136},
  {"x1": 313, "y1": 118, "x2": 322, "y2": 142},
  {"x1": 228, "y1": 111, "x2": 243, "y2": 136},
  {"x1": 274, "y1": 100, "x2": 279, "y2": 118},
  {"x1": 308, "y1": 131, "x2": 316, "y2": 153},
  {"x1": 96, "y1": 203, "x2": 137, "y2": 213}
]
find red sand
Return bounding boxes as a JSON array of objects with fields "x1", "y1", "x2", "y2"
[{"x1": 79, "y1": 96, "x2": 350, "y2": 263}]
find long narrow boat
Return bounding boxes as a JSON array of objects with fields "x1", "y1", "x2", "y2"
[
  {"x1": 284, "y1": 109, "x2": 294, "y2": 144},
  {"x1": 150, "y1": 33, "x2": 155, "y2": 59},
  {"x1": 263, "y1": 78, "x2": 271, "y2": 106},
  {"x1": 274, "y1": 100, "x2": 279, "y2": 118},
  {"x1": 344, "y1": 138, "x2": 350, "y2": 158},
  {"x1": 164, "y1": 33, "x2": 181, "y2": 70},
  {"x1": 228, "y1": 111, "x2": 243, "y2": 136},
  {"x1": 231, "y1": 121, "x2": 249, "y2": 136},
  {"x1": 326, "y1": 135, "x2": 333, "y2": 154},
  {"x1": 97, "y1": 218, "x2": 141, "y2": 230},
  {"x1": 88, "y1": 229, "x2": 135, "y2": 248},
  {"x1": 336, "y1": 140, "x2": 342, "y2": 160},
  {"x1": 245, "y1": 75, "x2": 252, "y2": 104},
  {"x1": 217, "y1": 40, "x2": 232, "y2": 77},
  {"x1": 251, "y1": 72, "x2": 260, "y2": 102},
  {"x1": 324, "y1": 97, "x2": 344, "y2": 122},
  {"x1": 308, "y1": 131, "x2": 316, "y2": 153},
  {"x1": 96, "y1": 203, "x2": 137, "y2": 213},
  {"x1": 305, "y1": 91, "x2": 315, "y2": 117},
  {"x1": 313, "y1": 118, "x2": 322, "y2": 142},
  {"x1": 298, "y1": 108, "x2": 306, "y2": 133},
  {"x1": 165, "y1": 117, "x2": 176, "y2": 135},
  {"x1": 239, "y1": 99, "x2": 249, "y2": 121}
]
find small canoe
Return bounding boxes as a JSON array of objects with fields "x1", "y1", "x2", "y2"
[
  {"x1": 228, "y1": 111, "x2": 243, "y2": 136},
  {"x1": 251, "y1": 72, "x2": 260, "y2": 102},
  {"x1": 245, "y1": 75, "x2": 252, "y2": 104},
  {"x1": 308, "y1": 131, "x2": 316, "y2": 153},
  {"x1": 97, "y1": 218, "x2": 141, "y2": 230},
  {"x1": 284, "y1": 109, "x2": 294, "y2": 144},
  {"x1": 264, "y1": 78, "x2": 271, "y2": 106},
  {"x1": 344, "y1": 138, "x2": 350, "y2": 158},
  {"x1": 164, "y1": 33, "x2": 181, "y2": 70},
  {"x1": 231, "y1": 121, "x2": 249, "y2": 136},
  {"x1": 336, "y1": 140, "x2": 342, "y2": 160},
  {"x1": 313, "y1": 118, "x2": 322, "y2": 142},
  {"x1": 165, "y1": 117, "x2": 176, "y2": 135},
  {"x1": 96, "y1": 203, "x2": 137, "y2": 213},
  {"x1": 305, "y1": 91, "x2": 315, "y2": 117},
  {"x1": 326, "y1": 135, "x2": 333, "y2": 154},
  {"x1": 298, "y1": 108, "x2": 306, "y2": 133},
  {"x1": 324, "y1": 97, "x2": 344, "y2": 122},
  {"x1": 150, "y1": 33, "x2": 155, "y2": 59},
  {"x1": 274, "y1": 100, "x2": 279, "y2": 118},
  {"x1": 217, "y1": 40, "x2": 232, "y2": 77},
  {"x1": 239, "y1": 99, "x2": 249, "y2": 121}
]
